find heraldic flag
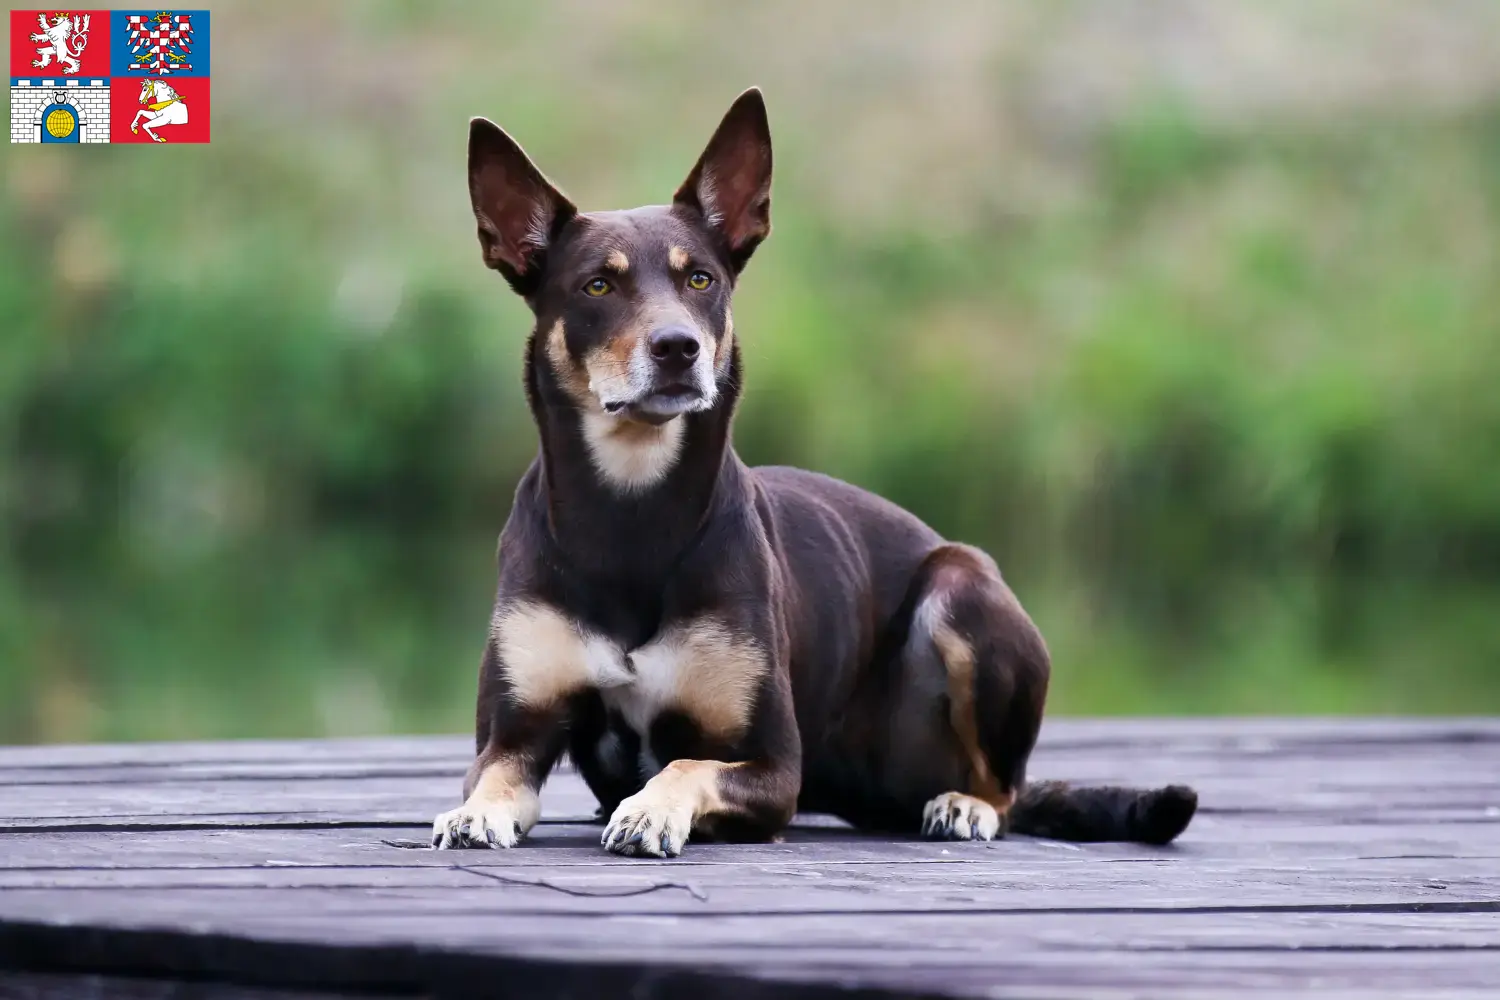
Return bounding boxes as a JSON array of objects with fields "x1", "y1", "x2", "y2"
[{"x1": 9, "y1": 8, "x2": 211, "y2": 144}]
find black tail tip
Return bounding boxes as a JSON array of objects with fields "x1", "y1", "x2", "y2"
[{"x1": 1136, "y1": 784, "x2": 1198, "y2": 845}]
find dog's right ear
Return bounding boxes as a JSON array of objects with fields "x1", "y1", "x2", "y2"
[
  {"x1": 674, "y1": 88, "x2": 773, "y2": 274},
  {"x1": 468, "y1": 117, "x2": 577, "y2": 296}
]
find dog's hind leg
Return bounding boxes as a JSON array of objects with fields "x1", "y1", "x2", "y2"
[
  {"x1": 895, "y1": 544, "x2": 1049, "y2": 841},
  {"x1": 895, "y1": 543, "x2": 1197, "y2": 845}
]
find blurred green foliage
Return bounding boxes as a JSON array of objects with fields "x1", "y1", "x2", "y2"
[{"x1": 3, "y1": 2, "x2": 1499, "y2": 742}]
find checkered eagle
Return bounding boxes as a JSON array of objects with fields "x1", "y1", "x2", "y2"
[{"x1": 126, "y1": 11, "x2": 194, "y2": 74}]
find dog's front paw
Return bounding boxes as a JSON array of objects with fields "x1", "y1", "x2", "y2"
[
  {"x1": 602, "y1": 792, "x2": 693, "y2": 858},
  {"x1": 431, "y1": 799, "x2": 530, "y2": 850},
  {"x1": 922, "y1": 791, "x2": 1004, "y2": 841}
]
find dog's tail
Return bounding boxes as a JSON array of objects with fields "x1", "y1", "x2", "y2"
[{"x1": 1007, "y1": 781, "x2": 1198, "y2": 845}]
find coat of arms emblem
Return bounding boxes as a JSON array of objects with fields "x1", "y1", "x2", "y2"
[
  {"x1": 9, "y1": 8, "x2": 212, "y2": 145},
  {"x1": 29, "y1": 11, "x2": 92, "y2": 75},
  {"x1": 124, "y1": 10, "x2": 193, "y2": 74},
  {"x1": 129, "y1": 77, "x2": 187, "y2": 142}
]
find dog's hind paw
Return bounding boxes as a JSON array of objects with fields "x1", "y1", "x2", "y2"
[{"x1": 922, "y1": 791, "x2": 1004, "y2": 841}]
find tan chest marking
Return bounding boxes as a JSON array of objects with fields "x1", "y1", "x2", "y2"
[
  {"x1": 490, "y1": 606, "x2": 764, "y2": 741},
  {"x1": 604, "y1": 618, "x2": 766, "y2": 741},
  {"x1": 490, "y1": 601, "x2": 632, "y2": 709}
]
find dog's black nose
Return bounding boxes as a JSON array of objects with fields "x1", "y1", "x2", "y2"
[{"x1": 648, "y1": 327, "x2": 700, "y2": 373}]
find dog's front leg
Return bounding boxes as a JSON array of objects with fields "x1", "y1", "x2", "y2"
[
  {"x1": 432, "y1": 747, "x2": 551, "y2": 849},
  {"x1": 602, "y1": 665, "x2": 801, "y2": 858},
  {"x1": 432, "y1": 636, "x2": 570, "y2": 849},
  {"x1": 601, "y1": 754, "x2": 798, "y2": 858}
]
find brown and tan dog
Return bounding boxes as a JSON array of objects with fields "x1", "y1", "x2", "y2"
[{"x1": 432, "y1": 89, "x2": 1197, "y2": 857}]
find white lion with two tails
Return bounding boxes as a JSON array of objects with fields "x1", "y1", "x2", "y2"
[
  {"x1": 131, "y1": 79, "x2": 189, "y2": 143},
  {"x1": 30, "y1": 12, "x2": 91, "y2": 75}
]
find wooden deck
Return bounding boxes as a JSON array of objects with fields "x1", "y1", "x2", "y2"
[{"x1": 1, "y1": 719, "x2": 1497, "y2": 999}]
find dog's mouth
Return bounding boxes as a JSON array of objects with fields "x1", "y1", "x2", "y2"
[{"x1": 601, "y1": 383, "x2": 709, "y2": 423}]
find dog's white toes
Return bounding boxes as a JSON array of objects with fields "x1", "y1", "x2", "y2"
[
  {"x1": 922, "y1": 791, "x2": 1002, "y2": 841},
  {"x1": 602, "y1": 795, "x2": 692, "y2": 858},
  {"x1": 431, "y1": 801, "x2": 526, "y2": 850}
]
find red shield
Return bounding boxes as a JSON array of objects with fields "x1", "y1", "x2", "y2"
[
  {"x1": 110, "y1": 76, "x2": 211, "y2": 144},
  {"x1": 9, "y1": 10, "x2": 111, "y2": 79}
]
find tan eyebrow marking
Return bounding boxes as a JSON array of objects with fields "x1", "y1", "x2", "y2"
[
  {"x1": 604, "y1": 250, "x2": 630, "y2": 272},
  {"x1": 668, "y1": 246, "x2": 689, "y2": 271}
]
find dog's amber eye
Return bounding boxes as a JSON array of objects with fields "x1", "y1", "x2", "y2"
[
  {"x1": 583, "y1": 278, "x2": 612, "y2": 297},
  {"x1": 687, "y1": 270, "x2": 713, "y2": 291}
]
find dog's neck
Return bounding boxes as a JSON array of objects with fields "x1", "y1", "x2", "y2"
[{"x1": 522, "y1": 334, "x2": 743, "y2": 582}]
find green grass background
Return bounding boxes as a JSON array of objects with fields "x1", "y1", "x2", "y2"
[{"x1": 3, "y1": 1, "x2": 1499, "y2": 742}]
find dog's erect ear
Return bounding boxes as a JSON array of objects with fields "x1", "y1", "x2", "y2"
[
  {"x1": 468, "y1": 117, "x2": 577, "y2": 295},
  {"x1": 674, "y1": 88, "x2": 772, "y2": 272}
]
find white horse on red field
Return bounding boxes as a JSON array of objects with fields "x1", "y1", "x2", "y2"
[{"x1": 131, "y1": 79, "x2": 189, "y2": 143}]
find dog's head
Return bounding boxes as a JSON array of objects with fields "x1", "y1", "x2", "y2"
[{"x1": 468, "y1": 89, "x2": 771, "y2": 426}]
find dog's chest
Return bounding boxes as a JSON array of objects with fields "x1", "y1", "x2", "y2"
[
  {"x1": 599, "y1": 637, "x2": 686, "y2": 738},
  {"x1": 492, "y1": 601, "x2": 766, "y2": 748}
]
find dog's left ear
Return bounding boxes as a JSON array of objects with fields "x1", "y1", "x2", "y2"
[
  {"x1": 674, "y1": 88, "x2": 772, "y2": 273},
  {"x1": 469, "y1": 117, "x2": 577, "y2": 298}
]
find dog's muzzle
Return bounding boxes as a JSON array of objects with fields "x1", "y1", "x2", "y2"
[{"x1": 598, "y1": 325, "x2": 717, "y2": 421}]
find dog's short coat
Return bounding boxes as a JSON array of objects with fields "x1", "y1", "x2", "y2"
[{"x1": 432, "y1": 89, "x2": 1198, "y2": 857}]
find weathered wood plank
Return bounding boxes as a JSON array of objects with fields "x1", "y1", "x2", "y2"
[
  {"x1": 5, "y1": 892, "x2": 1499, "y2": 949},
  {"x1": 5, "y1": 908, "x2": 1500, "y2": 997},
  {"x1": 0, "y1": 773, "x2": 602, "y2": 829},
  {"x1": 2, "y1": 720, "x2": 1498, "y2": 998},
  {"x1": 4, "y1": 817, "x2": 1497, "y2": 877},
  {"x1": 5, "y1": 734, "x2": 1497, "y2": 829},
  {"x1": 1, "y1": 717, "x2": 1492, "y2": 772},
  {"x1": 0, "y1": 735, "x2": 473, "y2": 770},
  {"x1": 0, "y1": 971, "x2": 400, "y2": 1000},
  {"x1": 0, "y1": 859, "x2": 1493, "y2": 915},
  {"x1": 6, "y1": 743, "x2": 1495, "y2": 796}
]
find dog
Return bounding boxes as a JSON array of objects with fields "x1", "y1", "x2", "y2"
[{"x1": 432, "y1": 88, "x2": 1198, "y2": 857}]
